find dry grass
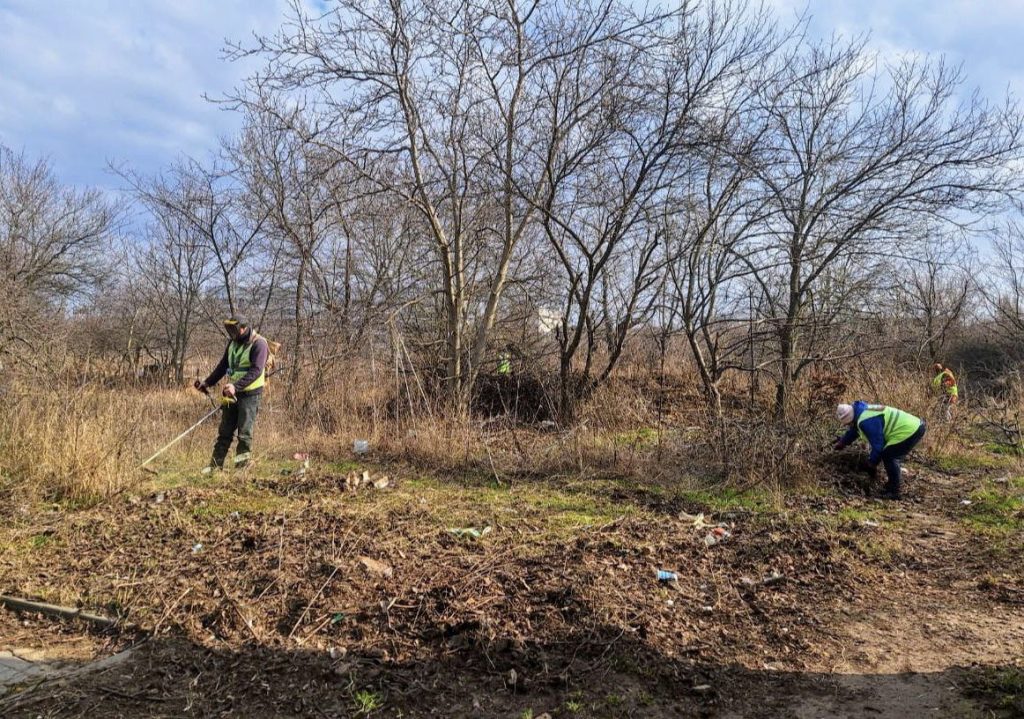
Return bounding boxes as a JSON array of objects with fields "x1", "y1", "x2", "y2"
[{"x1": 0, "y1": 360, "x2": 1015, "y2": 506}]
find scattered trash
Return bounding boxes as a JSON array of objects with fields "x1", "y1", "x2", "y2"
[
  {"x1": 761, "y1": 572, "x2": 785, "y2": 587},
  {"x1": 328, "y1": 645, "x2": 347, "y2": 659},
  {"x1": 345, "y1": 471, "x2": 361, "y2": 492},
  {"x1": 692, "y1": 684, "x2": 713, "y2": 693},
  {"x1": 191, "y1": 543, "x2": 203, "y2": 554},
  {"x1": 358, "y1": 556, "x2": 393, "y2": 578},
  {"x1": 372, "y1": 475, "x2": 390, "y2": 489},
  {"x1": 679, "y1": 511, "x2": 708, "y2": 529},
  {"x1": 292, "y1": 452, "x2": 309, "y2": 461},
  {"x1": 861, "y1": 519, "x2": 880, "y2": 528},
  {"x1": 738, "y1": 576, "x2": 757, "y2": 590},
  {"x1": 656, "y1": 570, "x2": 678, "y2": 582},
  {"x1": 960, "y1": 499, "x2": 973, "y2": 506},
  {"x1": 353, "y1": 439, "x2": 369, "y2": 454},
  {"x1": 703, "y1": 527, "x2": 731, "y2": 547},
  {"x1": 229, "y1": 511, "x2": 240, "y2": 520},
  {"x1": 330, "y1": 613, "x2": 347, "y2": 626},
  {"x1": 154, "y1": 492, "x2": 165, "y2": 504},
  {"x1": 448, "y1": 526, "x2": 492, "y2": 540}
]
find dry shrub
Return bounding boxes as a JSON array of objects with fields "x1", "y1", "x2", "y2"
[{"x1": 4, "y1": 353, "x2": 1012, "y2": 505}]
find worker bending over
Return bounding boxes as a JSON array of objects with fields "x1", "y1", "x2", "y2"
[{"x1": 834, "y1": 402, "x2": 927, "y2": 500}]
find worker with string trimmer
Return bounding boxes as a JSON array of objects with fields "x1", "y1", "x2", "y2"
[{"x1": 194, "y1": 317, "x2": 270, "y2": 473}]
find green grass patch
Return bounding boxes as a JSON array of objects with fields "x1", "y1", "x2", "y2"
[
  {"x1": 189, "y1": 490, "x2": 293, "y2": 520},
  {"x1": 967, "y1": 666, "x2": 1024, "y2": 716},
  {"x1": 854, "y1": 535, "x2": 903, "y2": 563},
  {"x1": 612, "y1": 427, "x2": 660, "y2": 448},
  {"x1": 984, "y1": 442, "x2": 1024, "y2": 457},
  {"x1": 351, "y1": 689, "x2": 383, "y2": 715},
  {"x1": 30, "y1": 533, "x2": 54, "y2": 549},
  {"x1": 933, "y1": 451, "x2": 1017, "y2": 474},
  {"x1": 677, "y1": 485, "x2": 775, "y2": 513},
  {"x1": 962, "y1": 480, "x2": 1024, "y2": 538}
]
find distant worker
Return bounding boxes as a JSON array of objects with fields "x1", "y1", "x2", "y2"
[
  {"x1": 497, "y1": 348, "x2": 512, "y2": 376},
  {"x1": 194, "y1": 317, "x2": 269, "y2": 472},
  {"x1": 931, "y1": 363, "x2": 958, "y2": 420},
  {"x1": 834, "y1": 402, "x2": 927, "y2": 500}
]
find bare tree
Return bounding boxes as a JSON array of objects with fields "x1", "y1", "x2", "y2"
[
  {"x1": 132, "y1": 215, "x2": 213, "y2": 384},
  {"x1": 227, "y1": 0, "x2": 668, "y2": 412},
  {"x1": 898, "y1": 233, "x2": 974, "y2": 363},
  {"x1": 232, "y1": 107, "x2": 342, "y2": 394},
  {"x1": 986, "y1": 220, "x2": 1024, "y2": 347},
  {"x1": 116, "y1": 157, "x2": 267, "y2": 318},
  {"x1": 0, "y1": 146, "x2": 117, "y2": 367},
  {"x1": 528, "y1": 0, "x2": 776, "y2": 420},
  {"x1": 747, "y1": 38, "x2": 1023, "y2": 419}
]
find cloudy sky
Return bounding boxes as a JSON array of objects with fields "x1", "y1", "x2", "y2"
[{"x1": 1, "y1": 0, "x2": 1022, "y2": 191}]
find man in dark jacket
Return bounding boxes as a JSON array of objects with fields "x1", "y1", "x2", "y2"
[
  {"x1": 834, "y1": 401, "x2": 927, "y2": 500},
  {"x1": 194, "y1": 318, "x2": 269, "y2": 471}
]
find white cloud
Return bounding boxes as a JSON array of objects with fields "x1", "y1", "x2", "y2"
[
  {"x1": 763, "y1": 1, "x2": 1023, "y2": 99},
  {"x1": 0, "y1": 0, "x2": 300, "y2": 188}
]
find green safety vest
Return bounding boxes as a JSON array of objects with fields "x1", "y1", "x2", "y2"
[
  {"x1": 857, "y1": 405, "x2": 922, "y2": 447},
  {"x1": 933, "y1": 371, "x2": 958, "y2": 397},
  {"x1": 227, "y1": 333, "x2": 266, "y2": 392},
  {"x1": 497, "y1": 353, "x2": 511, "y2": 375}
]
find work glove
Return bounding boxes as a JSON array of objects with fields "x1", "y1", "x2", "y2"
[
  {"x1": 859, "y1": 459, "x2": 878, "y2": 476},
  {"x1": 222, "y1": 383, "x2": 236, "y2": 398},
  {"x1": 194, "y1": 380, "x2": 208, "y2": 394},
  {"x1": 832, "y1": 435, "x2": 845, "y2": 451}
]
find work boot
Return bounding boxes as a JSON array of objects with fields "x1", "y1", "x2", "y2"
[
  {"x1": 201, "y1": 464, "x2": 224, "y2": 476},
  {"x1": 878, "y1": 484, "x2": 902, "y2": 501},
  {"x1": 233, "y1": 452, "x2": 252, "y2": 469}
]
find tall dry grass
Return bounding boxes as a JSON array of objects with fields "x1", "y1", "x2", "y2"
[{"x1": 0, "y1": 357, "x2": 1012, "y2": 506}]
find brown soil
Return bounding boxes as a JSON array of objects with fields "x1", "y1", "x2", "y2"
[{"x1": 0, "y1": 458, "x2": 1020, "y2": 718}]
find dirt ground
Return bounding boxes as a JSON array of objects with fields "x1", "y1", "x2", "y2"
[{"x1": 1, "y1": 450, "x2": 1021, "y2": 718}]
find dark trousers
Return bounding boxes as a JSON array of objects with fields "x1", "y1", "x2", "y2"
[
  {"x1": 210, "y1": 392, "x2": 262, "y2": 467},
  {"x1": 879, "y1": 421, "x2": 927, "y2": 494}
]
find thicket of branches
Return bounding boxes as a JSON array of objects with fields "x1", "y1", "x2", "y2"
[{"x1": 4, "y1": 0, "x2": 1024, "y2": 427}]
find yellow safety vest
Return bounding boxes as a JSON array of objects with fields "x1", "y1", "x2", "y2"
[
  {"x1": 857, "y1": 405, "x2": 922, "y2": 447},
  {"x1": 227, "y1": 333, "x2": 267, "y2": 392}
]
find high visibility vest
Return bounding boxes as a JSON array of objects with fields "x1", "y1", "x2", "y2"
[
  {"x1": 857, "y1": 405, "x2": 922, "y2": 447},
  {"x1": 933, "y1": 370, "x2": 958, "y2": 397},
  {"x1": 227, "y1": 333, "x2": 267, "y2": 392},
  {"x1": 497, "y1": 353, "x2": 511, "y2": 375}
]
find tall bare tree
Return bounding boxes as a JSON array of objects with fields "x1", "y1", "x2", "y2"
[
  {"x1": 747, "y1": 38, "x2": 1023, "y2": 419},
  {"x1": 0, "y1": 146, "x2": 117, "y2": 368},
  {"x1": 528, "y1": 0, "x2": 777, "y2": 420}
]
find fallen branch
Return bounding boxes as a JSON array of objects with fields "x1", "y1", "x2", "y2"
[
  {"x1": 289, "y1": 565, "x2": 340, "y2": 639},
  {"x1": 0, "y1": 594, "x2": 131, "y2": 630}
]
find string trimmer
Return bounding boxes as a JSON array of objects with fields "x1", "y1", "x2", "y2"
[{"x1": 138, "y1": 392, "x2": 236, "y2": 472}]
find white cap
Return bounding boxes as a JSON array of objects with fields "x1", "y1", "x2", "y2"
[{"x1": 836, "y1": 403, "x2": 854, "y2": 424}]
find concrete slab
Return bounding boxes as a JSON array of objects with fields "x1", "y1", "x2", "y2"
[
  {"x1": 0, "y1": 647, "x2": 136, "y2": 697},
  {"x1": 0, "y1": 651, "x2": 49, "y2": 693}
]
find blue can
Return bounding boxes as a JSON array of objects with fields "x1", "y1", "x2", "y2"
[{"x1": 657, "y1": 570, "x2": 678, "y2": 582}]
